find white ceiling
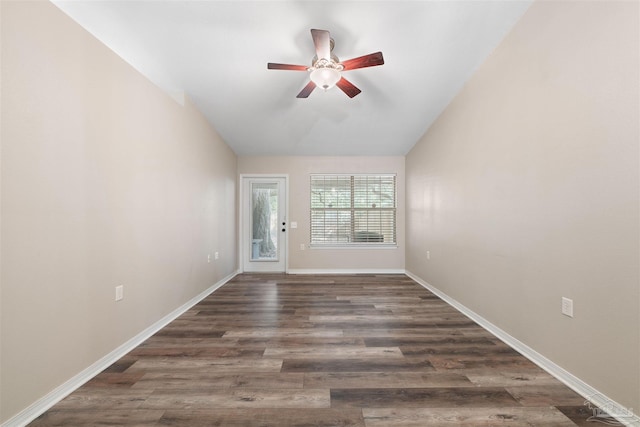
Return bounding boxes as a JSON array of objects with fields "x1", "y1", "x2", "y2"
[{"x1": 51, "y1": 0, "x2": 532, "y2": 156}]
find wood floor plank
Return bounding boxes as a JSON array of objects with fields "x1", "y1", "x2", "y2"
[
  {"x1": 128, "y1": 357, "x2": 282, "y2": 372},
  {"x1": 465, "y1": 371, "x2": 562, "y2": 387},
  {"x1": 83, "y1": 372, "x2": 146, "y2": 388},
  {"x1": 139, "y1": 336, "x2": 239, "y2": 348},
  {"x1": 363, "y1": 336, "x2": 496, "y2": 347},
  {"x1": 308, "y1": 315, "x2": 436, "y2": 322},
  {"x1": 303, "y1": 372, "x2": 472, "y2": 389},
  {"x1": 505, "y1": 384, "x2": 586, "y2": 406},
  {"x1": 151, "y1": 328, "x2": 225, "y2": 338},
  {"x1": 131, "y1": 372, "x2": 239, "y2": 389},
  {"x1": 294, "y1": 307, "x2": 385, "y2": 315},
  {"x1": 264, "y1": 346, "x2": 403, "y2": 359},
  {"x1": 400, "y1": 344, "x2": 520, "y2": 357},
  {"x1": 234, "y1": 372, "x2": 305, "y2": 389},
  {"x1": 141, "y1": 388, "x2": 330, "y2": 409},
  {"x1": 223, "y1": 328, "x2": 344, "y2": 338},
  {"x1": 129, "y1": 346, "x2": 264, "y2": 358},
  {"x1": 158, "y1": 408, "x2": 365, "y2": 427},
  {"x1": 281, "y1": 358, "x2": 435, "y2": 373},
  {"x1": 51, "y1": 389, "x2": 153, "y2": 410},
  {"x1": 343, "y1": 328, "x2": 465, "y2": 337},
  {"x1": 428, "y1": 355, "x2": 541, "y2": 371},
  {"x1": 29, "y1": 409, "x2": 164, "y2": 427},
  {"x1": 238, "y1": 336, "x2": 366, "y2": 347},
  {"x1": 29, "y1": 273, "x2": 599, "y2": 426},
  {"x1": 331, "y1": 387, "x2": 520, "y2": 408},
  {"x1": 130, "y1": 372, "x2": 305, "y2": 390},
  {"x1": 363, "y1": 407, "x2": 577, "y2": 426}
]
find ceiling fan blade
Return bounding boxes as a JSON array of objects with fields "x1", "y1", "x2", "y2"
[
  {"x1": 311, "y1": 29, "x2": 331, "y2": 60},
  {"x1": 336, "y1": 77, "x2": 361, "y2": 98},
  {"x1": 341, "y1": 52, "x2": 385, "y2": 71},
  {"x1": 297, "y1": 81, "x2": 317, "y2": 98},
  {"x1": 268, "y1": 63, "x2": 308, "y2": 71}
]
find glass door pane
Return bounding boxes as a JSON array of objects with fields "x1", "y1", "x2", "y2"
[{"x1": 250, "y1": 182, "x2": 279, "y2": 261}]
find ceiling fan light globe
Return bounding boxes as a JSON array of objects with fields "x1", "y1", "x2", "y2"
[{"x1": 310, "y1": 67, "x2": 341, "y2": 91}]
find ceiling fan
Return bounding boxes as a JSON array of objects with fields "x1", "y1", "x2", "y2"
[{"x1": 267, "y1": 29, "x2": 384, "y2": 98}]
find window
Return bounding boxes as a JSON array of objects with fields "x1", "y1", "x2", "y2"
[{"x1": 310, "y1": 174, "x2": 396, "y2": 246}]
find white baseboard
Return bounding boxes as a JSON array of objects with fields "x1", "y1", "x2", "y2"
[
  {"x1": 287, "y1": 269, "x2": 406, "y2": 275},
  {"x1": 2, "y1": 271, "x2": 237, "y2": 427},
  {"x1": 405, "y1": 270, "x2": 640, "y2": 427}
]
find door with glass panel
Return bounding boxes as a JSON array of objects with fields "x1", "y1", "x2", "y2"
[{"x1": 242, "y1": 176, "x2": 287, "y2": 272}]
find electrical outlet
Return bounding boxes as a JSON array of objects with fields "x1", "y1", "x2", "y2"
[
  {"x1": 115, "y1": 285, "x2": 124, "y2": 302},
  {"x1": 561, "y1": 297, "x2": 573, "y2": 317},
  {"x1": 207, "y1": 254, "x2": 211, "y2": 263},
  {"x1": 214, "y1": 252, "x2": 219, "y2": 260},
  {"x1": 426, "y1": 251, "x2": 430, "y2": 260}
]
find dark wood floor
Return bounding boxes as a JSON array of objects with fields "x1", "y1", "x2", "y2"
[{"x1": 31, "y1": 274, "x2": 600, "y2": 426}]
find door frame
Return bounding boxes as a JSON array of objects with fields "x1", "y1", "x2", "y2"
[{"x1": 239, "y1": 174, "x2": 289, "y2": 273}]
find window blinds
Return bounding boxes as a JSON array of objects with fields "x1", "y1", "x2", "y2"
[{"x1": 310, "y1": 174, "x2": 396, "y2": 245}]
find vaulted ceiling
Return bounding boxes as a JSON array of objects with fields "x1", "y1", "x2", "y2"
[{"x1": 52, "y1": 1, "x2": 532, "y2": 156}]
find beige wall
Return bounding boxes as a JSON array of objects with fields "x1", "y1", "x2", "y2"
[
  {"x1": 406, "y1": 0, "x2": 639, "y2": 411},
  {"x1": 0, "y1": 1, "x2": 237, "y2": 422},
  {"x1": 238, "y1": 156, "x2": 405, "y2": 272}
]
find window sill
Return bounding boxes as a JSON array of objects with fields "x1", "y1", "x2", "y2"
[{"x1": 309, "y1": 244, "x2": 398, "y2": 250}]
